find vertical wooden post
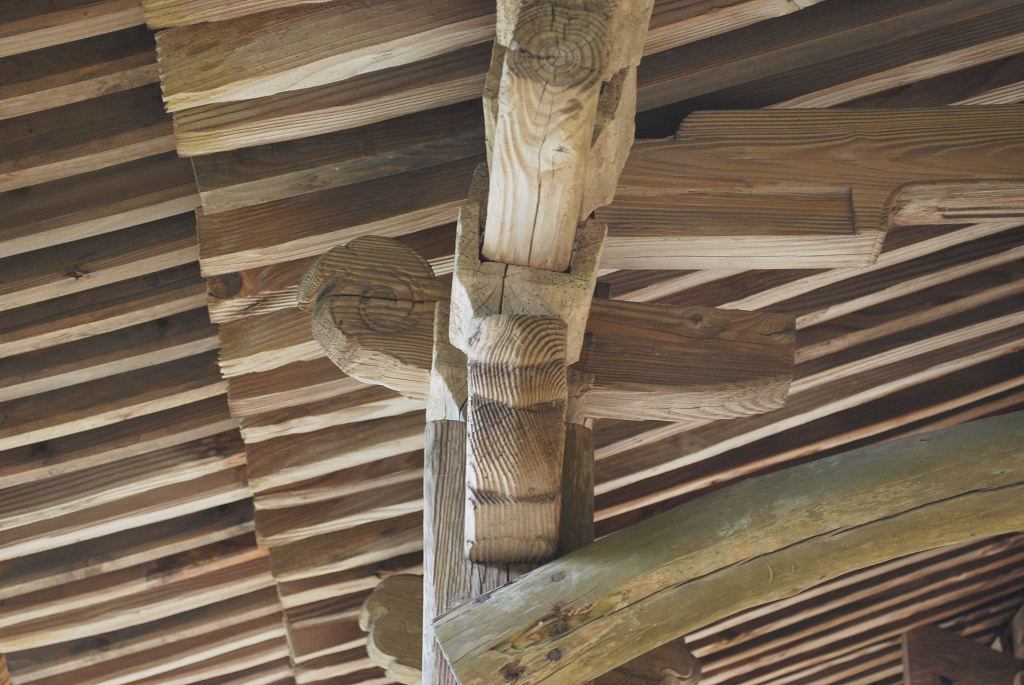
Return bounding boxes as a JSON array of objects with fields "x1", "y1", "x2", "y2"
[{"x1": 423, "y1": 301, "x2": 530, "y2": 685}]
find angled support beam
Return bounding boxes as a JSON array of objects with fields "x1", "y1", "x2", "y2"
[
  {"x1": 432, "y1": 411, "x2": 1024, "y2": 685},
  {"x1": 360, "y1": 575, "x2": 701, "y2": 685}
]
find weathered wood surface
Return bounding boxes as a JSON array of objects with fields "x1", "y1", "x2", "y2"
[
  {"x1": 196, "y1": 155, "x2": 481, "y2": 276},
  {"x1": 154, "y1": 0, "x2": 494, "y2": 111},
  {"x1": 283, "y1": 233, "x2": 794, "y2": 422},
  {"x1": 0, "y1": 152, "x2": 199, "y2": 259},
  {"x1": 0, "y1": 213, "x2": 198, "y2": 311},
  {"x1": 434, "y1": 411, "x2": 1024, "y2": 685},
  {"x1": 206, "y1": 224, "x2": 456, "y2": 325},
  {"x1": 0, "y1": 395, "x2": 236, "y2": 489},
  {"x1": 634, "y1": 0, "x2": 1024, "y2": 113},
  {"x1": 0, "y1": 307, "x2": 217, "y2": 403},
  {"x1": 191, "y1": 102, "x2": 485, "y2": 215},
  {"x1": 158, "y1": 0, "x2": 826, "y2": 155},
  {"x1": 359, "y1": 575, "x2": 422, "y2": 685},
  {"x1": 1013, "y1": 603, "x2": 1024, "y2": 659},
  {"x1": 0, "y1": 83, "x2": 175, "y2": 193},
  {"x1": 0, "y1": 26, "x2": 158, "y2": 120},
  {"x1": 902, "y1": 625, "x2": 1022, "y2": 685},
  {"x1": 0, "y1": 0, "x2": 146, "y2": 58},
  {"x1": 483, "y1": 1, "x2": 609, "y2": 271},
  {"x1": 0, "y1": 501, "x2": 253, "y2": 601},
  {"x1": 598, "y1": 107, "x2": 1024, "y2": 269},
  {"x1": 172, "y1": 43, "x2": 492, "y2": 157},
  {"x1": 297, "y1": 236, "x2": 451, "y2": 401}
]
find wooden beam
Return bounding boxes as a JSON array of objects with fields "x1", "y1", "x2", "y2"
[
  {"x1": 207, "y1": 224, "x2": 457, "y2": 325},
  {"x1": 0, "y1": 307, "x2": 217, "y2": 403},
  {"x1": 361, "y1": 574, "x2": 702, "y2": 685},
  {"x1": 902, "y1": 625, "x2": 1022, "y2": 684},
  {"x1": 0, "y1": 83, "x2": 175, "y2": 192},
  {"x1": 191, "y1": 102, "x2": 485, "y2": 215},
  {"x1": 0, "y1": 213, "x2": 199, "y2": 312},
  {"x1": 0, "y1": 152, "x2": 199, "y2": 259},
  {"x1": 245, "y1": 412, "x2": 426, "y2": 493},
  {"x1": 0, "y1": 502, "x2": 254, "y2": 601},
  {"x1": 0, "y1": 395, "x2": 236, "y2": 489},
  {"x1": 6, "y1": 588, "x2": 280, "y2": 682},
  {"x1": 359, "y1": 575, "x2": 422, "y2": 685},
  {"x1": 171, "y1": 43, "x2": 491, "y2": 157},
  {"x1": 268, "y1": 511, "x2": 423, "y2": 582},
  {"x1": 196, "y1": 155, "x2": 481, "y2": 276},
  {"x1": 238, "y1": 387, "x2": 422, "y2": 444},
  {"x1": 293, "y1": 234, "x2": 794, "y2": 423},
  {"x1": 433, "y1": 411, "x2": 1024, "y2": 685},
  {"x1": 0, "y1": 263, "x2": 206, "y2": 359},
  {"x1": 634, "y1": 0, "x2": 1024, "y2": 112},
  {"x1": 598, "y1": 108, "x2": 1024, "y2": 270},
  {"x1": 0, "y1": 548, "x2": 274, "y2": 651},
  {"x1": 0, "y1": 26, "x2": 158, "y2": 120},
  {"x1": 154, "y1": 0, "x2": 494, "y2": 111},
  {"x1": 0, "y1": 429, "x2": 244, "y2": 532},
  {"x1": 0, "y1": 0, "x2": 146, "y2": 58},
  {"x1": 0, "y1": 467, "x2": 250, "y2": 562},
  {"x1": 0, "y1": 351, "x2": 226, "y2": 452},
  {"x1": 160, "y1": 0, "x2": 828, "y2": 154}
]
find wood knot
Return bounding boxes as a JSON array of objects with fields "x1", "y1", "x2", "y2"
[
  {"x1": 207, "y1": 273, "x2": 243, "y2": 299},
  {"x1": 508, "y1": 3, "x2": 607, "y2": 88},
  {"x1": 500, "y1": 661, "x2": 527, "y2": 682}
]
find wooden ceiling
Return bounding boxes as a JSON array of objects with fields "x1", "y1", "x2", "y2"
[{"x1": 1, "y1": 2, "x2": 1023, "y2": 685}]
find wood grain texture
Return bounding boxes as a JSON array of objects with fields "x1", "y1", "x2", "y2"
[
  {"x1": 451, "y1": 165, "x2": 605, "y2": 364},
  {"x1": 0, "y1": 307, "x2": 218, "y2": 403},
  {"x1": 227, "y1": 357, "x2": 361, "y2": 417},
  {"x1": 483, "y1": 1, "x2": 607, "y2": 271},
  {"x1": 298, "y1": 236, "x2": 450, "y2": 401},
  {"x1": 268, "y1": 511, "x2": 423, "y2": 582},
  {"x1": 0, "y1": 0, "x2": 146, "y2": 58},
  {"x1": 0, "y1": 262, "x2": 206, "y2": 360},
  {"x1": 245, "y1": 411, "x2": 426, "y2": 493},
  {"x1": 579, "y1": 298, "x2": 793, "y2": 421},
  {"x1": 0, "y1": 465, "x2": 251, "y2": 562},
  {"x1": 558, "y1": 422, "x2": 593, "y2": 557},
  {"x1": 0, "y1": 83, "x2": 174, "y2": 192},
  {"x1": 902, "y1": 625, "x2": 1022, "y2": 685},
  {"x1": 155, "y1": 0, "x2": 494, "y2": 111},
  {"x1": 634, "y1": 0, "x2": 1024, "y2": 112},
  {"x1": 196, "y1": 155, "x2": 481, "y2": 276},
  {"x1": 601, "y1": 108, "x2": 1024, "y2": 270},
  {"x1": 217, "y1": 308, "x2": 321, "y2": 378},
  {"x1": 359, "y1": 575, "x2": 422, "y2": 685},
  {"x1": 192, "y1": 102, "x2": 485, "y2": 215},
  {"x1": 0, "y1": 151, "x2": 199, "y2": 259},
  {"x1": 172, "y1": 43, "x2": 492, "y2": 156},
  {"x1": 0, "y1": 501, "x2": 254, "y2": 601},
  {"x1": 0, "y1": 429, "x2": 244, "y2": 532},
  {"x1": 205, "y1": 223, "x2": 457, "y2": 325},
  {"x1": 239, "y1": 385, "x2": 423, "y2": 444},
  {"x1": 434, "y1": 411, "x2": 1024, "y2": 685},
  {"x1": 0, "y1": 213, "x2": 198, "y2": 312},
  {"x1": 465, "y1": 314, "x2": 568, "y2": 563},
  {"x1": 0, "y1": 26, "x2": 157, "y2": 120},
  {"x1": 0, "y1": 395, "x2": 236, "y2": 489},
  {"x1": 0, "y1": 350, "x2": 226, "y2": 452}
]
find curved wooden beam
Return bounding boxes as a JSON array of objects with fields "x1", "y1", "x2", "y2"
[{"x1": 433, "y1": 411, "x2": 1024, "y2": 685}]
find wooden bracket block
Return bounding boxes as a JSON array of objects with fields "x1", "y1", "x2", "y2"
[
  {"x1": 359, "y1": 574, "x2": 423, "y2": 685},
  {"x1": 297, "y1": 236, "x2": 450, "y2": 401},
  {"x1": 296, "y1": 232, "x2": 793, "y2": 424}
]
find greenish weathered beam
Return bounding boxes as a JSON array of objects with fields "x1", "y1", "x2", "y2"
[{"x1": 433, "y1": 411, "x2": 1024, "y2": 685}]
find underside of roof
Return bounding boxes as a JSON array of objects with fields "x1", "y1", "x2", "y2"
[{"x1": 0, "y1": 2, "x2": 1023, "y2": 685}]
